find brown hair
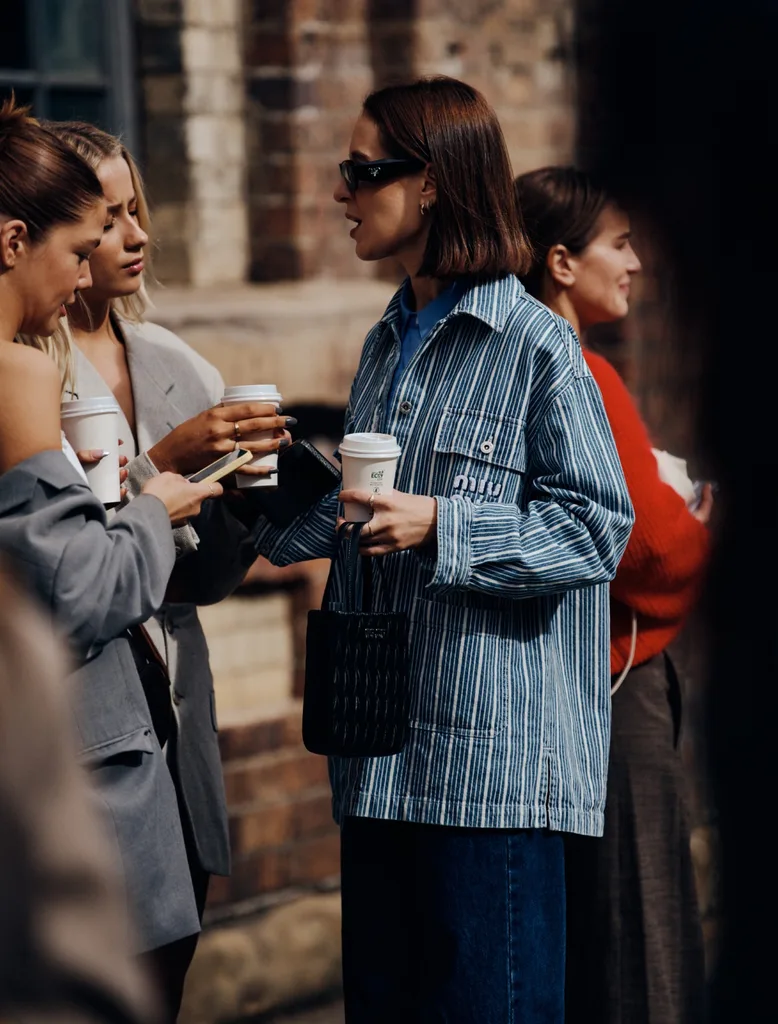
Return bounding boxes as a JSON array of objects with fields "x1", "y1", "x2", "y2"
[
  {"x1": 17, "y1": 123, "x2": 154, "y2": 393},
  {"x1": 45, "y1": 121, "x2": 153, "y2": 323},
  {"x1": 0, "y1": 97, "x2": 103, "y2": 243},
  {"x1": 514, "y1": 166, "x2": 610, "y2": 298},
  {"x1": 363, "y1": 77, "x2": 531, "y2": 280}
]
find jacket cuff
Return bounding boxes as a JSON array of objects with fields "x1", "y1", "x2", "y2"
[
  {"x1": 125, "y1": 451, "x2": 160, "y2": 496},
  {"x1": 125, "y1": 451, "x2": 200, "y2": 558},
  {"x1": 426, "y1": 496, "x2": 472, "y2": 593}
]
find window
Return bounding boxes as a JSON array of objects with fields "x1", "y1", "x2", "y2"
[{"x1": 0, "y1": 0, "x2": 136, "y2": 150}]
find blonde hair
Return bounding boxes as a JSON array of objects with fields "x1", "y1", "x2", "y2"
[
  {"x1": 49, "y1": 122, "x2": 154, "y2": 322},
  {"x1": 16, "y1": 123, "x2": 154, "y2": 395}
]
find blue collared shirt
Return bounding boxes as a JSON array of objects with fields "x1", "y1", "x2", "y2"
[
  {"x1": 387, "y1": 280, "x2": 464, "y2": 409},
  {"x1": 254, "y1": 275, "x2": 633, "y2": 837}
]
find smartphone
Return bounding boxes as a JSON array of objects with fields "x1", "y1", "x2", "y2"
[
  {"x1": 186, "y1": 447, "x2": 254, "y2": 484},
  {"x1": 245, "y1": 439, "x2": 341, "y2": 526}
]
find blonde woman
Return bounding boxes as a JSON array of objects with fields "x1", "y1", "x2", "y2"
[{"x1": 31, "y1": 121, "x2": 292, "y2": 1021}]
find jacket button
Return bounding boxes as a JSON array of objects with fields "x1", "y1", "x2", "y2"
[
  {"x1": 480, "y1": 439, "x2": 494, "y2": 454},
  {"x1": 399, "y1": 400, "x2": 412, "y2": 413}
]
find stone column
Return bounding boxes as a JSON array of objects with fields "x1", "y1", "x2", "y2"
[
  {"x1": 135, "y1": 0, "x2": 248, "y2": 285},
  {"x1": 182, "y1": 0, "x2": 249, "y2": 285},
  {"x1": 136, "y1": 0, "x2": 192, "y2": 283}
]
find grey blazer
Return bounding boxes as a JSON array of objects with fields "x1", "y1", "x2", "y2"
[
  {"x1": 0, "y1": 448, "x2": 191, "y2": 951},
  {"x1": 69, "y1": 318, "x2": 258, "y2": 949}
]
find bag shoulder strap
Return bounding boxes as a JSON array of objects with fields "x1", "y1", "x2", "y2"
[
  {"x1": 611, "y1": 610, "x2": 638, "y2": 696},
  {"x1": 322, "y1": 522, "x2": 365, "y2": 611}
]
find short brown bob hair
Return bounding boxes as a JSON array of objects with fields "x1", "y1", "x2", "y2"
[{"x1": 363, "y1": 77, "x2": 531, "y2": 280}]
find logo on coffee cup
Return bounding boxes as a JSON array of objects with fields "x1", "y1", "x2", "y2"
[{"x1": 370, "y1": 470, "x2": 384, "y2": 480}]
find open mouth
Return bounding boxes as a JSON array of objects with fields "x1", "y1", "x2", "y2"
[{"x1": 345, "y1": 215, "x2": 361, "y2": 238}]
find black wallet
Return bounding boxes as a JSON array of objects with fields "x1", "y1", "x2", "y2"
[{"x1": 246, "y1": 438, "x2": 341, "y2": 527}]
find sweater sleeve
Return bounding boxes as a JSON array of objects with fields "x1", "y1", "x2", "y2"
[{"x1": 583, "y1": 350, "x2": 709, "y2": 624}]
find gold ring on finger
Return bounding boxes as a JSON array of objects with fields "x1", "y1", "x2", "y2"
[
  {"x1": 234, "y1": 421, "x2": 241, "y2": 441},
  {"x1": 368, "y1": 493, "x2": 375, "y2": 512}
]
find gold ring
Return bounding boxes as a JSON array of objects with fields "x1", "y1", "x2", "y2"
[
  {"x1": 234, "y1": 421, "x2": 241, "y2": 441},
  {"x1": 368, "y1": 493, "x2": 375, "y2": 511},
  {"x1": 365, "y1": 520, "x2": 373, "y2": 537},
  {"x1": 208, "y1": 483, "x2": 215, "y2": 498}
]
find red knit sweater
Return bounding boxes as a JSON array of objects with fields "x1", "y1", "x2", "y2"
[{"x1": 584, "y1": 350, "x2": 710, "y2": 676}]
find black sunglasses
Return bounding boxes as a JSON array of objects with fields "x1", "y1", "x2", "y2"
[{"x1": 339, "y1": 157, "x2": 426, "y2": 193}]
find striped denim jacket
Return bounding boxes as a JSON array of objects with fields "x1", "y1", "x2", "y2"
[{"x1": 255, "y1": 275, "x2": 633, "y2": 837}]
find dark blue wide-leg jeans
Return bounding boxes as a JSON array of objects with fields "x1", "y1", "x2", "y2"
[{"x1": 340, "y1": 817, "x2": 565, "y2": 1023}]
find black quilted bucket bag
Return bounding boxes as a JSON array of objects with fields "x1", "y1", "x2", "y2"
[{"x1": 303, "y1": 522, "x2": 410, "y2": 758}]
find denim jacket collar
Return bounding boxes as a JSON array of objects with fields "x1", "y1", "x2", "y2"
[{"x1": 380, "y1": 274, "x2": 526, "y2": 335}]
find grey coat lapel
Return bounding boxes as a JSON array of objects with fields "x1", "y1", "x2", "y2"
[{"x1": 121, "y1": 321, "x2": 187, "y2": 454}]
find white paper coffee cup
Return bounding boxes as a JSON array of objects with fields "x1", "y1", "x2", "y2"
[
  {"x1": 221, "y1": 385, "x2": 283, "y2": 489},
  {"x1": 339, "y1": 432, "x2": 402, "y2": 522},
  {"x1": 61, "y1": 397, "x2": 121, "y2": 506}
]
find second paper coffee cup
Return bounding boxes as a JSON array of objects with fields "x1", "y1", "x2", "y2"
[
  {"x1": 339, "y1": 432, "x2": 402, "y2": 522},
  {"x1": 221, "y1": 385, "x2": 283, "y2": 488},
  {"x1": 60, "y1": 396, "x2": 121, "y2": 506}
]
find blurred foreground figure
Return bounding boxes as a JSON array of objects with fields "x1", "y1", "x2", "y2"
[
  {"x1": 0, "y1": 562, "x2": 156, "y2": 1024},
  {"x1": 575, "y1": 0, "x2": 777, "y2": 1018}
]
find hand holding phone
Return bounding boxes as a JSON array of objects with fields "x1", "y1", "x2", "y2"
[
  {"x1": 186, "y1": 447, "x2": 254, "y2": 485},
  {"x1": 141, "y1": 472, "x2": 223, "y2": 527}
]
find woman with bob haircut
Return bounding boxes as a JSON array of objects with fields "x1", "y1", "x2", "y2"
[
  {"x1": 252, "y1": 77, "x2": 634, "y2": 1021},
  {"x1": 516, "y1": 165, "x2": 710, "y2": 1024}
]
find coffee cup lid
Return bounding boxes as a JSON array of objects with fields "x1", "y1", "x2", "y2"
[
  {"x1": 61, "y1": 396, "x2": 121, "y2": 418},
  {"x1": 222, "y1": 385, "x2": 283, "y2": 403},
  {"x1": 339, "y1": 432, "x2": 402, "y2": 459}
]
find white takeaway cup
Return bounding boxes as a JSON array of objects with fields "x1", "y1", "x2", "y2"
[
  {"x1": 221, "y1": 385, "x2": 283, "y2": 489},
  {"x1": 60, "y1": 396, "x2": 121, "y2": 506},
  {"x1": 339, "y1": 432, "x2": 402, "y2": 522}
]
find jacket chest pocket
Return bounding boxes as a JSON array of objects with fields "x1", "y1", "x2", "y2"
[{"x1": 432, "y1": 407, "x2": 527, "y2": 505}]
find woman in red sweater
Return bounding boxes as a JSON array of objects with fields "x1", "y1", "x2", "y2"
[{"x1": 515, "y1": 166, "x2": 711, "y2": 1024}]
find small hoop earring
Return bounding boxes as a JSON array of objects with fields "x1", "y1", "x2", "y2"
[{"x1": 420, "y1": 202, "x2": 428, "y2": 216}]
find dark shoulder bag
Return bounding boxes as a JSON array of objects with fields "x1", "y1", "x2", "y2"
[{"x1": 303, "y1": 522, "x2": 410, "y2": 758}]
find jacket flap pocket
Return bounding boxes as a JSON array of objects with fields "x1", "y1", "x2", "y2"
[
  {"x1": 433, "y1": 407, "x2": 526, "y2": 472},
  {"x1": 79, "y1": 725, "x2": 155, "y2": 766}
]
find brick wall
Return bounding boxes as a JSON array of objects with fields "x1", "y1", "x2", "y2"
[
  {"x1": 136, "y1": 0, "x2": 248, "y2": 285},
  {"x1": 411, "y1": 0, "x2": 575, "y2": 173},
  {"x1": 181, "y1": 0, "x2": 249, "y2": 286},
  {"x1": 244, "y1": 0, "x2": 375, "y2": 281},
  {"x1": 138, "y1": 1, "x2": 575, "y2": 284},
  {"x1": 207, "y1": 705, "x2": 340, "y2": 915},
  {"x1": 137, "y1": 0, "x2": 192, "y2": 282},
  {"x1": 244, "y1": 0, "x2": 576, "y2": 281},
  {"x1": 198, "y1": 592, "x2": 294, "y2": 718}
]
